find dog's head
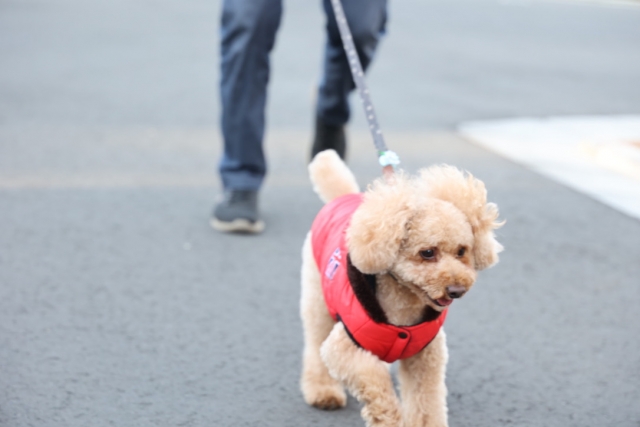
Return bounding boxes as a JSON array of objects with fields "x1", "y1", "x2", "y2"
[{"x1": 346, "y1": 165, "x2": 503, "y2": 312}]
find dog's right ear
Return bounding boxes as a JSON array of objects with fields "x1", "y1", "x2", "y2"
[{"x1": 347, "y1": 175, "x2": 413, "y2": 275}]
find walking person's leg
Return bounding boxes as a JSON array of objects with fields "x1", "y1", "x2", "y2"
[
  {"x1": 212, "y1": 0, "x2": 283, "y2": 233},
  {"x1": 311, "y1": 0, "x2": 388, "y2": 160}
]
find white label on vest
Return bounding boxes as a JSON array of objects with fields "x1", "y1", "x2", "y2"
[{"x1": 325, "y1": 247, "x2": 341, "y2": 280}]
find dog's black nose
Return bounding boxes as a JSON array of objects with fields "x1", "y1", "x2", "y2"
[{"x1": 446, "y1": 285, "x2": 466, "y2": 299}]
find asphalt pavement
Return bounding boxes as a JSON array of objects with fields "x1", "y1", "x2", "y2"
[{"x1": 1, "y1": 0, "x2": 639, "y2": 426}]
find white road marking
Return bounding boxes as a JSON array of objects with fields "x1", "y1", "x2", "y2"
[{"x1": 459, "y1": 115, "x2": 640, "y2": 220}]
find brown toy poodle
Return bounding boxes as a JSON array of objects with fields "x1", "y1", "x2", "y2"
[{"x1": 300, "y1": 150, "x2": 503, "y2": 427}]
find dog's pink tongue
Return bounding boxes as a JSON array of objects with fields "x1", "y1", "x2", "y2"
[{"x1": 436, "y1": 298, "x2": 453, "y2": 307}]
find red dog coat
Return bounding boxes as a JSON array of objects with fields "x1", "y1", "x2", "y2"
[{"x1": 311, "y1": 193, "x2": 447, "y2": 363}]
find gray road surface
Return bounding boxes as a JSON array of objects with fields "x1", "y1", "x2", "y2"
[{"x1": 1, "y1": 0, "x2": 640, "y2": 426}]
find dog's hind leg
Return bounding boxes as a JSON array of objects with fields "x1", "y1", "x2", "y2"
[
  {"x1": 398, "y1": 330, "x2": 449, "y2": 427},
  {"x1": 321, "y1": 322, "x2": 401, "y2": 427},
  {"x1": 300, "y1": 233, "x2": 347, "y2": 410}
]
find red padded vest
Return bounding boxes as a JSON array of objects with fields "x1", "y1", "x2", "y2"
[{"x1": 311, "y1": 193, "x2": 447, "y2": 363}]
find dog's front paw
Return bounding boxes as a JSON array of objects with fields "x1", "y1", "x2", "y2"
[
  {"x1": 362, "y1": 403, "x2": 401, "y2": 427},
  {"x1": 302, "y1": 380, "x2": 347, "y2": 410}
]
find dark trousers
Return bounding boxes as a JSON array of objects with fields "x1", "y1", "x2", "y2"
[{"x1": 219, "y1": 0, "x2": 387, "y2": 190}]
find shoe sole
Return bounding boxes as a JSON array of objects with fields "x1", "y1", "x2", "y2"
[{"x1": 210, "y1": 218, "x2": 265, "y2": 234}]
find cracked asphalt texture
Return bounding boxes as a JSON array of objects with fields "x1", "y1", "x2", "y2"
[{"x1": 1, "y1": 0, "x2": 639, "y2": 426}]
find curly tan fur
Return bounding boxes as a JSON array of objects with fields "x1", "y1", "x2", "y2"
[
  {"x1": 416, "y1": 166, "x2": 504, "y2": 270},
  {"x1": 300, "y1": 150, "x2": 503, "y2": 427}
]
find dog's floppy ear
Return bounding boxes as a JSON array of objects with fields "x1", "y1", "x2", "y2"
[
  {"x1": 472, "y1": 214, "x2": 503, "y2": 270},
  {"x1": 418, "y1": 166, "x2": 504, "y2": 271},
  {"x1": 347, "y1": 175, "x2": 414, "y2": 274}
]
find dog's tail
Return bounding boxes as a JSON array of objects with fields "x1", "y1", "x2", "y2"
[{"x1": 309, "y1": 149, "x2": 360, "y2": 203}]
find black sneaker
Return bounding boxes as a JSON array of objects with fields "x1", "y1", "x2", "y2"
[
  {"x1": 310, "y1": 116, "x2": 346, "y2": 161},
  {"x1": 211, "y1": 190, "x2": 265, "y2": 234}
]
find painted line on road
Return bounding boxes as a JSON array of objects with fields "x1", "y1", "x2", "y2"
[
  {"x1": 0, "y1": 174, "x2": 217, "y2": 190},
  {"x1": 459, "y1": 115, "x2": 640, "y2": 220},
  {"x1": 0, "y1": 173, "x2": 314, "y2": 190}
]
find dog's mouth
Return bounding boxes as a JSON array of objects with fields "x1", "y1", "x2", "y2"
[
  {"x1": 391, "y1": 273, "x2": 453, "y2": 310},
  {"x1": 423, "y1": 292, "x2": 453, "y2": 309},
  {"x1": 432, "y1": 297, "x2": 453, "y2": 307},
  {"x1": 412, "y1": 283, "x2": 455, "y2": 309}
]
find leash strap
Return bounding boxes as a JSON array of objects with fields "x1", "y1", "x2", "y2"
[{"x1": 329, "y1": 0, "x2": 400, "y2": 174}]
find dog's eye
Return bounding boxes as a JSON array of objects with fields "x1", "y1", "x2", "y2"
[
  {"x1": 457, "y1": 247, "x2": 466, "y2": 257},
  {"x1": 419, "y1": 249, "x2": 436, "y2": 260}
]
